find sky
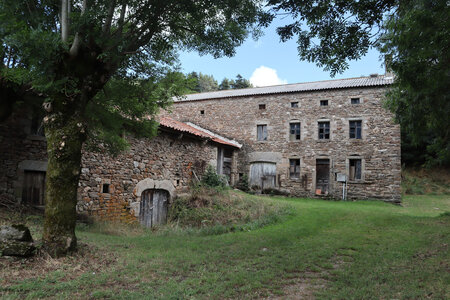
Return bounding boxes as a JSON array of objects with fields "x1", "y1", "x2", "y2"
[{"x1": 178, "y1": 18, "x2": 386, "y2": 87}]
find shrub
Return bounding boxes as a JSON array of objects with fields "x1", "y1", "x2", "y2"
[
  {"x1": 201, "y1": 165, "x2": 227, "y2": 188},
  {"x1": 236, "y1": 174, "x2": 250, "y2": 192}
]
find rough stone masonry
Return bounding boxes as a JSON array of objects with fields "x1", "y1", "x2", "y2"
[{"x1": 164, "y1": 75, "x2": 402, "y2": 202}]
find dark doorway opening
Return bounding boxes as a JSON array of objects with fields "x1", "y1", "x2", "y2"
[
  {"x1": 316, "y1": 159, "x2": 330, "y2": 195},
  {"x1": 22, "y1": 170, "x2": 46, "y2": 206}
]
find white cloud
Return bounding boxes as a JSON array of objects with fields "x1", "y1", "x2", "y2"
[{"x1": 250, "y1": 66, "x2": 287, "y2": 87}]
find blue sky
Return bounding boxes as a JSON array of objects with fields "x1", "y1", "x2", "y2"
[{"x1": 178, "y1": 18, "x2": 385, "y2": 87}]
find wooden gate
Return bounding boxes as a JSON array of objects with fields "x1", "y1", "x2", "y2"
[
  {"x1": 139, "y1": 189, "x2": 169, "y2": 227},
  {"x1": 249, "y1": 162, "x2": 276, "y2": 190},
  {"x1": 22, "y1": 171, "x2": 46, "y2": 205},
  {"x1": 316, "y1": 159, "x2": 330, "y2": 195}
]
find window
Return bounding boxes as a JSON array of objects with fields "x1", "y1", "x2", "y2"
[
  {"x1": 289, "y1": 159, "x2": 300, "y2": 178},
  {"x1": 320, "y1": 100, "x2": 329, "y2": 106},
  {"x1": 349, "y1": 159, "x2": 362, "y2": 180},
  {"x1": 349, "y1": 120, "x2": 362, "y2": 139},
  {"x1": 102, "y1": 184, "x2": 110, "y2": 193},
  {"x1": 200, "y1": 110, "x2": 205, "y2": 115},
  {"x1": 291, "y1": 102, "x2": 299, "y2": 108},
  {"x1": 259, "y1": 104, "x2": 266, "y2": 110},
  {"x1": 289, "y1": 122, "x2": 301, "y2": 141},
  {"x1": 257, "y1": 124, "x2": 268, "y2": 141},
  {"x1": 318, "y1": 121, "x2": 330, "y2": 139},
  {"x1": 30, "y1": 112, "x2": 45, "y2": 136},
  {"x1": 351, "y1": 98, "x2": 361, "y2": 104}
]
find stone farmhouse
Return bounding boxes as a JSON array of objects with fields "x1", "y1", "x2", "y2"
[
  {"x1": 0, "y1": 110, "x2": 240, "y2": 226},
  {"x1": 165, "y1": 74, "x2": 401, "y2": 203},
  {"x1": 0, "y1": 73, "x2": 401, "y2": 228}
]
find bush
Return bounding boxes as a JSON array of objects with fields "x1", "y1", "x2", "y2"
[
  {"x1": 236, "y1": 174, "x2": 249, "y2": 192},
  {"x1": 201, "y1": 165, "x2": 227, "y2": 188}
]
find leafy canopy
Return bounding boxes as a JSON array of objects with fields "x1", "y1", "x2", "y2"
[{"x1": 1, "y1": 0, "x2": 270, "y2": 152}]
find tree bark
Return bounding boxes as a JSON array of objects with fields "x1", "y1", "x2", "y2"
[{"x1": 42, "y1": 98, "x2": 86, "y2": 257}]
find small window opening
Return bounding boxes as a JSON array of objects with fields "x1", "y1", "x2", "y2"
[
  {"x1": 102, "y1": 184, "x2": 110, "y2": 193},
  {"x1": 257, "y1": 124, "x2": 268, "y2": 141},
  {"x1": 349, "y1": 159, "x2": 362, "y2": 180},
  {"x1": 200, "y1": 110, "x2": 205, "y2": 115},
  {"x1": 289, "y1": 122, "x2": 301, "y2": 141},
  {"x1": 176, "y1": 179, "x2": 180, "y2": 186},
  {"x1": 351, "y1": 98, "x2": 361, "y2": 104},
  {"x1": 291, "y1": 102, "x2": 299, "y2": 108},
  {"x1": 289, "y1": 159, "x2": 300, "y2": 179},
  {"x1": 259, "y1": 104, "x2": 266, "y2": 110},
  {"x1": 320, "y1": 100, "x2": 329, "y2": 106},
  {"x1": 318, "y1": 121, "x2": 330, "y2": 139},
  {"x1": 349, "y1": 120, "x2": 362, "y2": 139}
]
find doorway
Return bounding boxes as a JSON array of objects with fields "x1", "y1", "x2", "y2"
[
  {"x1": 139, "y1": 189, "x2": 169, "y2": 227},
  {"x1": 316, "y1": 159, "x2": 330, "y2": 195},
  {"x1": 22, "y1": 170, "x2": 46, "y2": 206},
  {"x1": 249, "y1": 162, "x2": 276, "y2": 190}
]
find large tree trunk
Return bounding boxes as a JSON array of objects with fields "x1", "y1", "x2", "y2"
[{"x1": 42, "y1": 98, "x2": 86, "y2": 257}]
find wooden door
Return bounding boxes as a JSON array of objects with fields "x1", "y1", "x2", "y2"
[
  {"x1": 139, "y1": 189, "x2": 169, "y2": 227},
  {"x1": 249, "y1": 162, "x2": 276, "y2": 190},
  {"x1": 22, "y1": 171, "x2": 46, "y2": 205},
  {"x1": 316, "y1": 159, "x2": 330, "y2": 195}
]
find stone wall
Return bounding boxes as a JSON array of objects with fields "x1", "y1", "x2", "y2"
[
  {"x1": 1, "y1": 109, "x2": 219, "y2": 222},
  {"x1": 0, "y1": 107, "x2": 47, "y2": 203},
  {"x1": 78, "y1": 131, "x2": 217, "y2": 222},
  {"x1": 165, "y1": 86, "x2": 402, "y2": 202}
]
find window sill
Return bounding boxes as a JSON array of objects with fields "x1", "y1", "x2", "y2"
[
  {"x1": 348, "y1": 180, "x2": 365, "y2": 184},
  {"x1": 316, "y1": 139, "x2": 331, "y2": 142}
]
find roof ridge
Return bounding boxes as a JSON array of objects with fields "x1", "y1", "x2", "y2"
[{"x1": 180, "y1": 74, "x2": 387, "y2": 97}]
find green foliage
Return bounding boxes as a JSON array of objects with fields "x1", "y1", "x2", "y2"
[
  {"x1": 268, "y1": 0, "x2": 449, "y2": 167},
  {"x1": 236, "y1": 173, "x2": 250, "y2": 192},
  {"x1": 268, "y1": 0, "x2": 397, "y2": 76},
  {"x1": 231, "y1": 74, "x2": 252, "y2": 89},
  {"x1": 382, "y1": 0, "x2": 450, "y2": 166},
  {"x1": 200, "y1": 165, "x2": 228, "y2": 188},
  {"x1": 168, "y1": 188, "x2": 289, "y2": 233}
]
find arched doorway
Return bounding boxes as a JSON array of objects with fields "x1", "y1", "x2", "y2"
[{"x1": 139, "y1": 189, "x2": 169, "y2": 227}]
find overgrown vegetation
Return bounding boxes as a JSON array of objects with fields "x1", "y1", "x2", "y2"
[
  {"x1": 168, "y1": 187, "x2": 288, "y2": 235},
  {"x1": 402, "y1": 168, "x2": 450, "y2": 195},
  {"x1": 1, "y1": 193, "x2": 448, "y2": 299}
]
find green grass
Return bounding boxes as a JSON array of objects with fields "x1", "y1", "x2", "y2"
[{"x1": 1, "y1": 193, "x2": 449, "y2": 299}]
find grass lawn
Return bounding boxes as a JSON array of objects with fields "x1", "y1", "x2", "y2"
[{"x1": 1, "y1": 193, "x2": 449, "y2": 299}]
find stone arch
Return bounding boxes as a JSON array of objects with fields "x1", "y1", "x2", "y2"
[{"x1": 130, "y1": 178, "x2": 176, "y2": 217}]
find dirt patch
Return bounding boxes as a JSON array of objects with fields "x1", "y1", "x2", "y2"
[
  {"x1": 266, "y1": 252, "x2": 353, "y2": 299},
  {"x1": 0, "y1": 242, "x2": 118, "y2": 287}
]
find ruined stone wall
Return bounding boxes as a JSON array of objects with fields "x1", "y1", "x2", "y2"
[
  {"x1": 78, "y1": 132, "x2": 217, "y2": 222},
  {"x1": 0, "y1": 108, "x2": 48, "y2": 203},
  {"x1": 165, "y1": 86, "x2": 401, "y2": 202},
  {"x1": 1, "y1": 109, "x2": 218, "y2": 221}
]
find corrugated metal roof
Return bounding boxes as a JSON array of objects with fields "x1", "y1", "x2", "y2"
[
  {"x1": 174, "y1": 75, "x2": 394, "y2": 102},
  {"x1": 159, "y1": 117, "x2": 241, "y2": 148}
]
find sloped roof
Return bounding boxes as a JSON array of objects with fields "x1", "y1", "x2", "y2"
[
  {"x1": 159, "y1": 117, "x2": 242, "y2": 148},
  {"x1": 175, "y1": 75, "x2": 394, "y2": 102}
]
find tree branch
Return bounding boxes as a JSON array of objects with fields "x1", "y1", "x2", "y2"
[
  {"x1": 102, "y1": 0, "x2": 116, "y2": 35},
  {"x1": 61, "y1": 0, "x2": 69, "y2": 42},
  {"x1": 69, "y1": 0, "x2": 87, "y2": 57}
]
